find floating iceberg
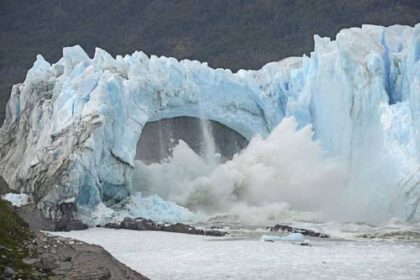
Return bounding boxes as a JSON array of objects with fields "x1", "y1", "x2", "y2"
[
  {"x1": 0, "y1": 24, "x2": 418, "y2": 222},
  {"x1": 260, "y1": 233, "x2": 305, "y2": 242}
]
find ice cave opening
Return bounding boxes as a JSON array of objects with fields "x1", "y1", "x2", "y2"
[
  {"x1": 132, "y1": 116, "x2": 251, "y2": 215},
  {"x1": 136, "y1": 116, "x2": 249, "y2": 164}
]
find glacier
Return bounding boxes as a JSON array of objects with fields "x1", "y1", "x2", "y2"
[{"x1": 0, "y1": 24, "x2": 419, "y2": 223}]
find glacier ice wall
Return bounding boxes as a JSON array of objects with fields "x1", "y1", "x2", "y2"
[{"x1": 0, "y1": 24, "x2": 419, "y2": 222}]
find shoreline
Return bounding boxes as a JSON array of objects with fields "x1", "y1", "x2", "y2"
[{"x1": 51, "y1": 227, "x2": 420, "y2": 280}]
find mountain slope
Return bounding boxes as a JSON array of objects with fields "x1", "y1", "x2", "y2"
[{"x1": 0, "y1": 0, "x2": 419, "y2": 121}]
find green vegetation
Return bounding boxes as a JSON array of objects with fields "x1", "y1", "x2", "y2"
[{"x1": 0, "y1": 199, "x2": 47, "y2": 279}]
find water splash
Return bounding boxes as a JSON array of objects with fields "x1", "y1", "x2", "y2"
[{"x1": 133, "y1": 117, "x2": 349, "y2": 223}]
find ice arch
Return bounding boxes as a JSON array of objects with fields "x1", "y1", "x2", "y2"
[
  {"x1": 1, "y1": 24, "x2": 418, "y2": 222},
  {"x1": 0, "y1": 46, "x2": 281, "y2": 215}
]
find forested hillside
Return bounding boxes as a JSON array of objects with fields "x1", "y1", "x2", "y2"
[{"x1": 0, "y1": 0, "x2": 419, "y2": 121}]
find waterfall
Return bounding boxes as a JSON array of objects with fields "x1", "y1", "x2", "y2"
[{"x1": 198, "y1": 101, "x2": 219, "y2": 166}]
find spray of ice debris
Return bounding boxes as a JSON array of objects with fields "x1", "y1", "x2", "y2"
[
  {"x1": 133, "y1": 117, "x2": 349, "y2": 222},
  {"x1": 78, "y1": 192, "x2": 195, "y2": 226}
]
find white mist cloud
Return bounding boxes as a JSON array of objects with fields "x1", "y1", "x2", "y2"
[{"x1": 133, "y1": 117, "x2": 349, "y2": 223}]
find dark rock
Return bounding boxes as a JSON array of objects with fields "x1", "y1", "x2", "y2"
[
  {"x1": 52, "y1": 261, "x2": 72, "y2": 275},
  {"x1": 55, "y1": 219, "x2": 89, "y2": 231},
  {"x1": 358, "y1": 230, "x2": 420, "y2": 240},
  {"x1": 210, "y1": 225, "x2": 224, "y2": 229},
  {"x1": 39, "y1": 253, "x2": 60, "y2": 271},
  {"x1": 68, "y1": 243, "x2": 147, "y2": 279},
  {"x1": 53, "y1": 202, "x2": 89, "y2": 231},
  {"x1": 2, "y1": 196, "x2": 148, "y2": 279},
  {"x1": 0, "y1": 176, "x2": 15, "y2": 195},
  {"x1": 165, "y1": 223, "x2": 203, "y2": 234},
  {"x1": 105, "y1": 217, "x2": 227, "y2": 236},
  {"x1": 32, "y1": 232, "x2": 149, "y2": 279},
  {"x1": 17, "y1": 203, "x2": 56, "y2": 231},
  {"x1": 121, "y1": 217, "x2": 148, "y2": 230},
  {"x1": 57, "y1": 202, "x2": 76, "y2": 221},
  {"x1": 68, "y1": 252, "x2": 112, "y2": 280},
  {"x1": 55, "y1": 246, "x2": 76, "y2": 262},
  {"x1": 53, "y1": 220, "x2": 67, "y2": 231},
  {"x1": 2, "y1": 267, "x2": 15, "y2": 279},
  {"x1": 107, "y1": 217, "x2": 160, "y2": 231},
  {"x1": 22, "y1": 257, "x2": 40, "y2": 265},
  {"x1": 268, "y1": 224, "x2": 329, "y2": 238},
  {"x1": 17, "y1": 202, "x2": 88, "y2": 231},
  {"x1": 204, "y1": 230, "x2": 227, "y2": 237},
  {"x1": 103, "y1": 222, "x2": 121, "y2": 229}
]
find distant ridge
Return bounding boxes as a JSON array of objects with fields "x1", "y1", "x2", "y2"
[{"x1": 0, "y1": 0, "x2": 419, "y2": 122}]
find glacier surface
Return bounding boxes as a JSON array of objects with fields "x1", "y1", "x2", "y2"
[{"x1": 0, "y1": 24, "x2": 419, "y2": 222}]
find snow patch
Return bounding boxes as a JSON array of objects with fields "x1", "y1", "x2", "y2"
[{"x1": 1, "y1": 193, "x2": 30, "y2": 207}]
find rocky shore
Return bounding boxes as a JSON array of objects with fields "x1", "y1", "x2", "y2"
[
  {"x1": 0, "y1": 199, "x2": 149, "y2": 280},
  {"x1": 104, "y1": 217, "x2": 227, "y2": 236},
  {"x1": 19, "y1": 231, "x2": 148, "y2": 279},
  {"x1": 12, "y1": 195, "x2": 226, "y2": 237},
  {"x1": 16, "y1": 202, "x2": 89, "y2": 232},
  {"x1": 1, "y1": 191, "x2": 226, "y2": 279}
]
